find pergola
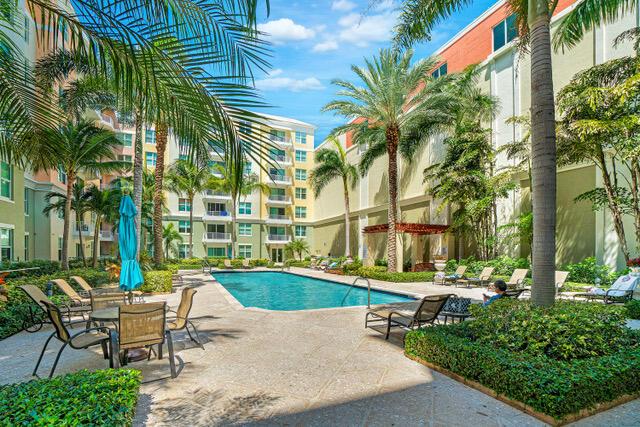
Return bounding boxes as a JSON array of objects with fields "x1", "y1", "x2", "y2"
[{"x1": 362, "y1": 223, "x2": 450, "y2": 272}]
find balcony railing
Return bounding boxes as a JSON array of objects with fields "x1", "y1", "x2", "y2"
[
  {"x1": 206, "y1": 210, "x2": 230, "y2": 218},
  {"x1": 267, "y1": 194, "x2": 291, "y2": 203},
  {"x1": 268, "y1": 214, "x2": 289, "y2": 221},
  {"x1": 269, "y1": 154, "x2": 292, "y2": 164},
  {"x1": 266, "y1": 234, "x2": 292, "y2": 244},
  {"x1": 268, "y1": 174, "x2": 292, "y2": 185},
  {"x1": 269, "y1": 135, "x2": 293, "y2": 146},
  {"x1": 99, "y1": 231, "x2": 113, "y2": 240},
  {"x1": 204, "y1": 190, "x2": 231, "y2": 199},
  {"x1": 203, "y1": 232, "x2": 231, "y2": 241}
]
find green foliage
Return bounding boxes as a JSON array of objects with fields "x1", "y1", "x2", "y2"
[
  {"x1": 251, "y1": 258, "x2": 270, "y2": 267},
  {"x1": 285, "y1": 259, "x2": 311, "y2": 268},
  {"x1": 0, "y1": 259, "x2": 61, "y2": 277},
  {"x1": 447, "y1": 256, "x2": 530, "y2": 276},
  {"x1": 342, "y1": 259, "x2": 363, "y2": 275},
  {"x1": 563, "y1": 257, "x2": 620, "y2": 286},
  {"x1": 357, "y1": 266, "x2": 435, "y2": 283},
  {"x1": 0, "y1": 369, "x2": 140, "y2": 426},
  {"x1": 626, "y1": 300, "x2": 640, "y2": 320},
  {"x1": 467, "y1": 299, "x2": 635, "y2": 361},
  {"x1": 405, "y1": 324, "x2": 640, "y2": 420},
  {"x1": 140, "y1": 270, "x2": 173, "y2": 293}
]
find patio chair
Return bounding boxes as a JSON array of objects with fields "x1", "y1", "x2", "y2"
[
  {"x1": 51, "y1": 279, "x2": 91, "y2": 306},
  {"x1": 19, "y1": 285, "x2": 90, "y2": 331},
  {"x1": 112, "y1": 302, "x2": 177, "y2": 378},
  {"x1": 503, "y1": 289, "x2": 524, "y2": 299},
  {"x1": 33, "y1": 301, "x2": 113, "y2": 378},
  {"x1": 242, "y1": 259, "x2": 251, "y2": 269},
  {"x1": 503, "y1": 269, "x2": 529, "y2": 289},
  {"x1": 555, "y1": 271, "x2": 570, "y2": 293},
  {"x1": 435, "y1": 265, "x2": 467, "y2": 286},
  {"x1": 365, "y1": 294, "x2": 454, "y2": 339},
  {"x1": 224, "y1": 259, "x2": 232, "y2": 269},
  {"x1": 574, "y1": 274, "x2": 640, "y2": 304},
  {"x1": 90, "y1": 289, "x2": 127, "y2": 311},
  {"x1": 440, "y1": 296, "x2": 473, "y2": 323},
  {"x1": 456, "y1": 267, "x2": 494, "y2": 288},
  {"x1": 70, "y1": 275, "x2": 94, "y2": 294},
  {"x1": 167, "y1": 287, "x2": 204, "y2": 349}
]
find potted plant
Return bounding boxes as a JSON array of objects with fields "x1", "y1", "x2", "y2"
[{"x1": 627, "y1": 258, "x2": 640, "y2": 276}]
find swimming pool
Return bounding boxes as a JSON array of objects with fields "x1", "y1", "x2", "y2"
[{"x1": 213, "y1": 271, "x2": 415, "y2": 311}]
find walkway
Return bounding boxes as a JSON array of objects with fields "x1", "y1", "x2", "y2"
[{"x1": 1, "y1": 269, "x2": 638, "y2": 426}]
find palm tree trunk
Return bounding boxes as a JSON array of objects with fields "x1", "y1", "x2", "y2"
[
  {"x1": 92, "y1": 215, "x2": 101, "y2": 268},
  {"x1": 153, "y1": 122, "x2": 168, "y2": 265},
  {"x1": 77, "y1": 212, "x2": 87, "y2": 267},
  {"x1": 230, "y1": 198, "x2": 237, "y2": 258},
  {"x1": 529, "y1": 4, "x2": 557, "y2": 307},
  {"x1": 61, "y1": 172, "x2": 75, "y2": 271},
  {"x1": 343, "y1": 178, "x2": 351, "y2": 258},
  {"x1": 188, "y1": 195, "x2": 194, "y2": 258},
  {"x1": 386, "y1": 126, "x2": 399, "y2": 273},
  {"x1": 133, "y1": 109, "x2": 144, "y2": 257}
]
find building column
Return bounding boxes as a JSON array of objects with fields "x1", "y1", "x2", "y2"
[{"x1": 364, "y1": 234, "x2": 375, "y2": 267}]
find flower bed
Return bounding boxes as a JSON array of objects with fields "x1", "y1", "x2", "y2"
[{"x1": 0, "y1": 369, "x2": 140, "y2": 426}]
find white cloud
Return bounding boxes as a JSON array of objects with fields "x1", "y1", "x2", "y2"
[
  {"x1": 313, "y1": 40, "x2": 339, "y2": 52},
  {"x1": 268, "y1": 68, "x2": 283, "y2": 77},
  {"x1": 374, "y1": 0, "x2": 395, "y2": 12},
  {"x1": 337, "y1": 10, "x2": 399, "y2": 47},
  {"x1": 257, "y1": 18, "x2": 315, "y2": 44},
  {"x1": 331, "y1": 0, "x2": 356, "y2": 11},
  {"x1": 256, "y1": 76, "x2": 325, "y2": 92}
]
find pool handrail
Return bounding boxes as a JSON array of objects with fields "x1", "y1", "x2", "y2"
[{"x1": 340, "y1": 276, "x2": 371, "y2": 308}]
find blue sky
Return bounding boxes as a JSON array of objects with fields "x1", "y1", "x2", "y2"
[{"x1": 252, "y1": 0, "x2": 496, "y2": 146}]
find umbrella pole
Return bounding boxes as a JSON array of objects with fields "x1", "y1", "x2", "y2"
[{"x1": 127, "y1": 291, "x2": 133, "y2": 304}]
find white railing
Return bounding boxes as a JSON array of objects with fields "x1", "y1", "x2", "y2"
[
  {"x1": 206, "y1": 211, "x2": 230, "y2": 218},
  {"x1": 204, "y1": 190, "x2": 231, "y2": 198},
  {"x1": 268, "y1": 174, "x2": 292, "y2": 184},
  {"x1": 269, "y1": 154, "x2": 292, "y2": 163},
  {"x1": 269, "y1": 134, "x2": 292, "y2": 144},
  {"x1": 99, "y1": 231, "x2": 113, "y2": 240},
  {"x1": 268, "y1": 214, "x2": 289, "y2": 221},
  {"x1": 267, "y1": 234, "x2": 291, "y2": 243},
  {"x1": 203, "y1": 232, "x2": 231, "y2": 241},
  {"x1": 267, "y1": 195, "x2": 291, "y2": 203}
]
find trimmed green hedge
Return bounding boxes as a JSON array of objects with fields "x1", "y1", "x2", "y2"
[
  {"x1": 354, "y1": 266, "x2": 435, "y2": 282},
  {"x1": 0, "y1": 369, "x2": 140, "y2": 426},
  {"x1": 626, "y1": 300, "x2": 640, "y2": 320},
  {"x1": 141, "y1": 270, "x2": 173, "y2": 293}
]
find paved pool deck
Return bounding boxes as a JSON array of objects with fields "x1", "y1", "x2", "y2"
[{"x1": 1, "y1": 268, "x2": 638, "y2": 426}]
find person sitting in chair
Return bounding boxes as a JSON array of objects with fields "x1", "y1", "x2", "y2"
[{"x1": 483, "y1": 280, "x2": 507, "y2": 306}]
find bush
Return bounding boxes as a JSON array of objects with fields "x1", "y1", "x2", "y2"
[
  {"x1": 285, "y1": 259, "x2": 311, "y2": 268},
  {"x1": 357, "y1": 266, "x2": 435, "y2": 282},
  {"x1": 448, "y1": 256, "x2": 530, "y2": 276},
  {"x1": 374, "y1": 259, "x2": 387, "y2": 267},
  {"x1": 342, "y1": 259, "x2": 363, "y2": 275},
  {"x1": 563, "y1": 257, "x2": 620, "y2": 286},
  {"x1": 0, "y1": 259, "x2": 61, "y2": 278},
  {"x1": 251, "y1": 258, "x2": 269, "y2": 267},
  {"x1": 140, "y1": 270, "x2": 173, "y2": 293},
  {"x1": 405, "y1": 324, "x2": 640, "y2": 420},
  {"x1": 0, "y1": 369, "x2": 140, "y2": 425},
  {"x1": 468, "y1": 299, "x2": 635, "y2": 360},
  {"x1": 626, "y1": 300, "x2": 640, "y2": 320}
]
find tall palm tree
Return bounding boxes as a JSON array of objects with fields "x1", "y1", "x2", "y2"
[
  {"x1": 323, "y1": 49, "x2": 455, "y2": 272},
  {"x1": 394, "y1": 0, "x2": 631, "y2": 305},
  {"x1": 211, "y1": 160, "x2": 268, "y2": 258},
  {"x1": 166, "y1": 159, "x2": 214, "y2": 258},
  {"x1": 85, "y1": 185, "x2": 118, "y2": 267},
  {"x1": 163, "y1": 223, "x2": 183, "y2": 259},
  {"x1": 309, "y1": 137, "x2": 358, "y2": 257},
  {"x1": 30, "y1": 120, "x2": 129, "y2": 270}
]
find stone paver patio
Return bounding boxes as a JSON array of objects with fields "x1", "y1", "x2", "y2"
[{"x1": 2, "y1": 268, "x2": 639, "y2": 426}]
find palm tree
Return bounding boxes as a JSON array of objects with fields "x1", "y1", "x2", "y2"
[
  {"x1": 323, "y1": 49, "x2": 455, "y2": 272},
  {"x1": 285, "y1": 238, "x2": 310, "y2": 261},
  {"x1": 85, "y1": 185, "x2": 118, "y2": 267},
  {"x1": 394, "y1": 0, "x2": 630, "y2": 306},
  {"x1": 166, "y1": 159, "x2": 214, "y2": 258},
  {"x1": 30, "y1": 121, "x2": 129, "y2": 270},
  {"x1": 309, "y1": 137, "x2": 358, "y2": 257},
  {"x1": 211, "y1": 159, "x2": 268, "y2": 258},
  {"x1": 163, "y1": 223, "x2": 183, "y2": 259}
]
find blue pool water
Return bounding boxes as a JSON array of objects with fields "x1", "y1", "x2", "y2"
[{"x1": 213, "y1": 271, "x2": 415, "y2": 311}]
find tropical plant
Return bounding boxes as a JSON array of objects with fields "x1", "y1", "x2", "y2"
[
  {"x1": 394, "y1": 0, "x2": 630, "y2": 306},
  {"x1": 284, "y1": 238, "x2": 310, "y2": 261},
  {"x1": 30, "y1": 120, "x2": 129, "y2": 270},
  {"x1": 309, "y1": 137, "x2": 358, "y2": 257},
  {"x1": 165, "y1": 159, "x2": 214, "y2": 258},
  {"x1": 210, "y1": 160, "x2": 268, "y2": 258},
  {"x1": 162, "y1": 223, "x2": 183, "y2": 259},
  {"x1": 84, "y1": 185, "x2": 118, "y2": 267},
  {"x1": 323, "y1": 49, "x2": 455, "y2": 272}
]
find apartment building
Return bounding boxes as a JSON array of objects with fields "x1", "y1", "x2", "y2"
[{"x1": 312, "y1": 0, "x2": 640, "y2": 271}]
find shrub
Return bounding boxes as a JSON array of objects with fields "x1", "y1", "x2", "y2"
[
  {"x1": 357, "y1": 266, "x2": 435, "y2": 283},
  {"x1": 285, "y1": 259, "x2": 311, "y2": 268},
  {"x1": 0, "y1": 259, "x2": 61, "y2": 278},
  {"x1": 250, "y1": 258, "x2": 270, "y2": 267},
  {"x1": 449, "y1": 256, "x2": 530, "y2": 276},
  {"x1": 563, "y1": 257, "x2": 619, "y2": 286},
  {"x1": 0, "y1": 369, "x2": 140, "y2": 426},
  {"x1": 140, "y1": 270, "x2": 173, "y2": 293},
  {"x1": 374, "y1": 259, "x2": 387, "y2": 267},
  {"x1": 626, "y1": 300, "x2": 640, "y2": 320},
  {"x1": 342, "y1": 259, "x2": 363, "y2": 275},
  {"x1": 405, "y1": 324, "x2": 640, "y2": 420}
]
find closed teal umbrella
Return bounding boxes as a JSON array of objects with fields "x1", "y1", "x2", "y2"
[{"x1": 119, "y1": 195, "x2": 144, "y2": 292}]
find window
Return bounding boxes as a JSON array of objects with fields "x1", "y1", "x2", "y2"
[
  {"x1": 178, "y1": 198, "x2": 191, "y2": 212},
  {"x1": 270, "y1": 129, "x2": 285, "y2": 142},
  {"x1": 24, "y1": 14, "x2": 30, "y2": 42},
  {"x1": 179, "y1": 154, "x2": 188, "y2": 161},
  {"x1": 295, "y1": 150, "x2": 307, "y2": 162},
  {"x1": 58, "y1": 236, "x2": 63, "y2": 261},
  {"x1": 56, "y1": 165, "x2": 66, "y2": 184},
  {"x1": 178, "y1": 142, "x2": 189, "y2": 160},
  {"x1": 24, "y1": 188, "x2": 29, "y2": 215},
  {"x1": 295, "y1": 131, "x2": 306, "y2": 144},
  {"x1": 238, "y1": 223, "x2": 252, "y2": 236},
  {"x1": 239, "y1": 202, "x2": 251, "y2": 215},
  {"x1": 178, "y1": 220, "x2": 191, "y2": 233},
  {"x1": 178, "y1": 244, "x2": 189, "y2": 259},
  {"x1": 295, "y1": 187, "x2": 307, "y2": 200},
  {"x1": 431, "y1": 63, "x2": 448, "y2": 78},
  {"x1": 145, "y1": 129, "x2": 156, "y2": 144},
  {"x1": 269, "y1": 148, "x2": 286, "y2": 161},
  {"x1": 295, "y1": 206, "x2": 307, "y2": 219},
  {"x1": 24, "y1": 234, "x2": 29, "y2": 261},
  {"x1": 238, "y1": 244, "x2": 252, "y2": 259},
  {"x1": 145, "y1": 152, "x2": 157, "y2": 167},
  {"x1": 207, "y1": 247, "x2": 226, "y2": 257},
  {"x1": 493, "y1": 14, "x2": 517, "y2": 52},
  {"x1": 295, "y1": 225, "x2": 307, "y2": 238},
  {"x1": 118, "y1": 155, "x2": 132, "y2": 163},
  {"x1": 0, "y1": 162, "x2": 11, "y2": 199},
  {"x1": 243, "y1": 162, "x2": 252, "y2": 175},
  {"x1": 0, "y1": 228, "x2": 12, "y2": 261},
  {"x1": 117, "y1": 132, "x2": 133, "y2": 147},
  {"x1": 295, "y1": 168, "x2": 307, "y2": 181}
]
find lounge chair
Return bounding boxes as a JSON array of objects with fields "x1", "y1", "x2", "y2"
[
  {"x1": 33, "y1": 301, "x2": 113, "y2": 378},
  {"x1": 112, "y1": 302, "x2": 177, "y2": 378},
  {"x1": 70, "y1": 275, "x2": 93, "y2": 294},
  {"x1": 503, "y1": 269, "x2": 529, "y2": 289},
  {"x1": 503, "y1": 289, "x2": 524, "y2": 299},
  {"x1": 167, "y1": 287, "x2": 204, "y2": 349},
  {"x1": 365, "y1": 294, "x2": 454, "y2": 339},
  {"x1": 224, "y1": 259, "x2": 232, "y2": 269},
  {"x1": 51, "y1": 279, "x2": 91, "y2": 306},
  {"x1": 19, "y1": 285, "x2": 90, "y2": 331},
  {"x1": 435, "y1": 265, "x2": 467, "y2": 285},
  {"x1": 456, "y1": 267, "x2": 494, "y2": 288},
  {"x1": 574, "y1": 274, "x2": 640, "y2": 304},
  {"x1": 555, "y1": 271, "x2": 570, "y2": 293},
  {"x1": 242, "y1": 259, "x2": 251, "y2": 269}
]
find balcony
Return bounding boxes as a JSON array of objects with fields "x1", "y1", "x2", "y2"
[
  {"x1": 99, "y1": 231, "x2": 114, "y2": 241},
  {"x1": 266, "y1": 194, "x2": 292, "y2": 206},
  {"x1": 203, "y1": 190, "x2": 231, "y2": 201},
  {"x1": 73, "y1": 224, "x2": 93, "y2": 236},
  {"x1": 202, "y1": 211, "x2": 233, "y2": 222},
  {"x1": 265, "y1": 234, "x2": 292, "y2": 244},
  {"x1": 266, "y1": 214, "x2": 292, "y2": 225},
  {"x1": 202, "y1": 232, "x2": 232, "y2": 243},
  {"x1": 268, "y1": 174, "x2": 292, "y2": 186},
  {"x1": 269, "y1": 134, "x2": 293, "y2": 148},
  {"x1": 269, "y1": 154, "x2": 292, "y2": 166}
]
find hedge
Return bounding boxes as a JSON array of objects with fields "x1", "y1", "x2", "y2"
[
  {"x1": 405, "y1": 324, "x2": 640, "y2": 421},
  {"x1": 141, "y1": 270, "x2": 173, "y2": 293},
  {"x1": 0, "y1": 369, "x2": 140, "y2": 426},
  {"x1": 356, "y1": 266, "x2": 436, "y2": 282}
]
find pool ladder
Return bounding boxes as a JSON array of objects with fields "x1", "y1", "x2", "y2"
[{"x1": 340, "y1": 276, "x2": 371, "y2": 308}]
